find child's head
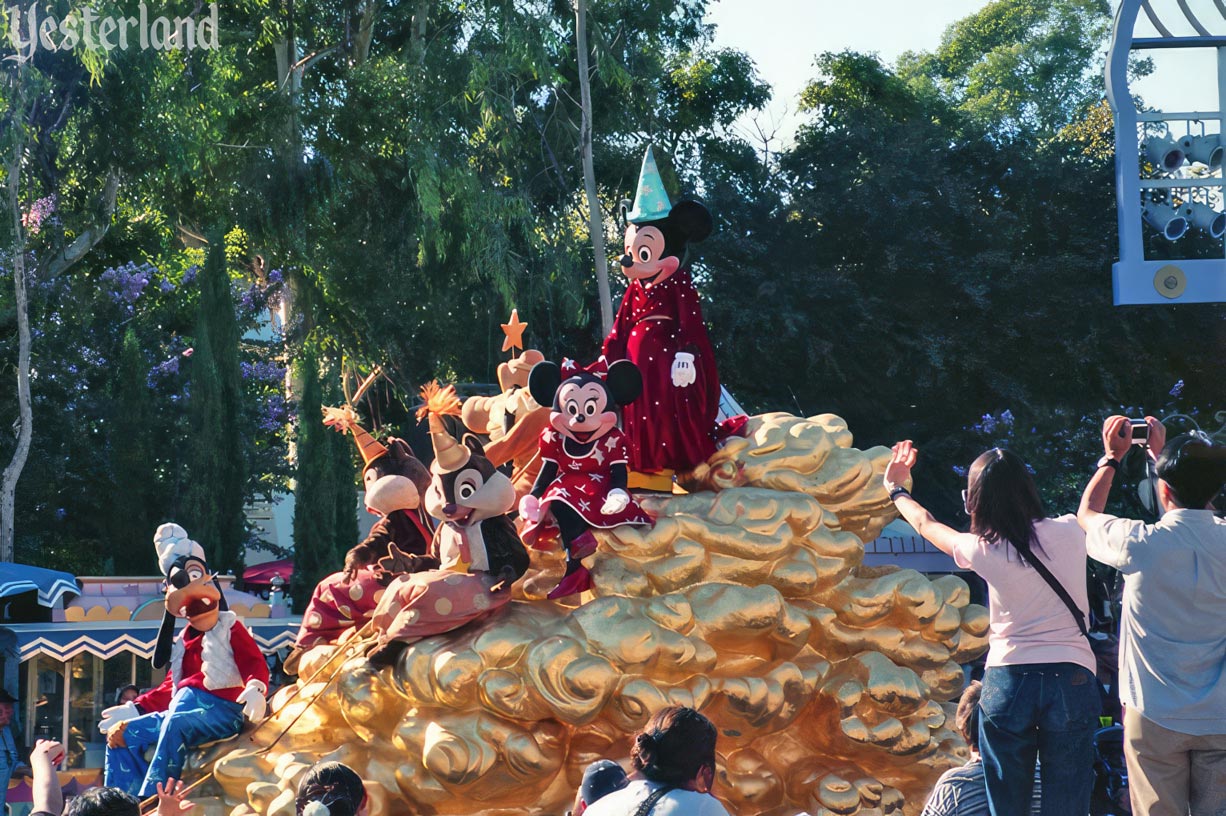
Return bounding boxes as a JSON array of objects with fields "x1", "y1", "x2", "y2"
[
  {"x1": 64, "y1": 787, "x2": 140, "y2": 816},
  {"x1": 296, "y1": 762, "x2": 367, "y2": 816}
]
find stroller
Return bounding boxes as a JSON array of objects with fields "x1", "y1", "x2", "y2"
[{"x1": 1090, "y1": 724, "x2": 1130, "y2": 816}]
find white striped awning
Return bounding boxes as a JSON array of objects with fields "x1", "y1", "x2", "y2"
[{"x1": 0, "y1": 618, "x2": 300, "y2": 662}]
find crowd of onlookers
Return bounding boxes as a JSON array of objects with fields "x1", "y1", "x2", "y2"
[
  {"x1": 16, "y1": 705, "x2": 731, "y2": 816},
  {"x1": 895, "y1": 417, "x2": 1226, "y2": 816},
  {"x1": 14, "y1": 415, "x2": 1225, "y2": 816}
]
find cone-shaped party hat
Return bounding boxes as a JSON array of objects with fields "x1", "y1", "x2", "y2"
[
  {"x1": 626, "y1": 146, "x2": 673, "y2": 224},
  {"x1": 322, "y1": 404, "x2": 388, "y2": 467},
  {"x1": 417, "y1": 381, "x2": 468, "y2": 473}
]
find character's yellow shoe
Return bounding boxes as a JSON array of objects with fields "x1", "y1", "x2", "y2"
[{"x1": 628, "y1": 470, "x2": 675, "y2": 492}]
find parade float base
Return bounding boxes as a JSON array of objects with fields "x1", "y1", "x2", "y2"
[{"x1": 183, "y1": 413, "x2": 988, "y2": 816}]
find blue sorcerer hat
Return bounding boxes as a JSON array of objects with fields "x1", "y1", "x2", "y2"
[{"x1": 626, "y1": 146, "x2": 673, "y2": 224}]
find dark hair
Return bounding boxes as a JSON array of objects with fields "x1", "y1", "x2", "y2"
[
  {"x1": 64, "y1": 787, "x2": 140, "y2": 816},
  {"x1": 966, "y1": 448, "x2": 1046, "y2": 557},
  {"x1": 1157, "y1": 432, "x2": 1226, "y2": 509},
  {"x1": 114, "y1": 684, "x2": 139, "y2": 705},
  {"x1": 296, "y1": 762, "x2": 366, "y2": 816},
  {"x1": 630, "y1": 706, "x2": 717, "y2": 787},
  {"x1": 580, "y1": 759, "x2": 629, "y2": 806},
  {"x1": 955, "y1": 681, "x2": 982, "y2": 752}
]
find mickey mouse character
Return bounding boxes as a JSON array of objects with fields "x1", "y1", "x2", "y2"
[
  {"x1": 601, "y1": 147, "x2": 722, "y2": 490},
  {"x1": 100, "y1": 524, "x2": 269, "y2": 798},
  {"x1": 519, "y1": 357, "x2": 652, "y2": 599}
]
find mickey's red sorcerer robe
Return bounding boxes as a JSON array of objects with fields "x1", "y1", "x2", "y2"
[{"x1": 602, "y1": 267, "x2": 721, "y2": 473}]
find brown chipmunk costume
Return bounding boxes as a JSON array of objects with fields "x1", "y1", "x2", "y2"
[
  {"x1": 287, "y1": 406, "x2": 433, "y2": 673},
  {"x1": 366, "y1": 383, "x2": 529, "y2": 667}
]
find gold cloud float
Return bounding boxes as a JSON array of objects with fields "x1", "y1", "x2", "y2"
[{"x1": 192, "y1": 413, "x2": 987, "y2": 816}]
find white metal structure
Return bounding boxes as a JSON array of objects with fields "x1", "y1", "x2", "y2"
[{"x1": 1107, "y1": 0, "x2": 1226, "y2": 303}]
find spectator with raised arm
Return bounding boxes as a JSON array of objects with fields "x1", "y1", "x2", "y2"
[
  {"x1": 1078, "y1": 416, "x2": 1226, "y2": 816},
  {"x1": 886, "y1": 441, "x2": 1099, "y2": 816}
]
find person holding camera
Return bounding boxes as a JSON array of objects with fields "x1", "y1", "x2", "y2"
[
  {"x1": 885, "y1": 442, "x2": 1099, "y2": 816},
  {"x1": 1078, "y1": 416, "x2": 1226, "y2": 816}
]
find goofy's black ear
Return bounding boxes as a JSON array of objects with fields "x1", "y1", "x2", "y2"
[
  {"x1": 606, "y1": 360, "x2": 643, "y2": 406},
  {"x1": 670, "y1": 200, "x2": 712, "y2": 244},
  {"x1": 461, "y1": 433, "x2": 487, "y2": 458},
  {"x1": 152, "y1": 609, "x2": 176, "y2": 670},
  {"x1": 528, "y1": 361, "x2": 561, "y2": 410}
]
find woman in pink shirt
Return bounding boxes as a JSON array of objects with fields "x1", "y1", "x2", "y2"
[{"x1": 884, "y1": 442, "x2": 1099, "y2": 816}]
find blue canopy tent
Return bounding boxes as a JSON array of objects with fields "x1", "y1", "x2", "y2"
[{"x1": 0, "y1": 564, "x2": 79, "y2": 609}]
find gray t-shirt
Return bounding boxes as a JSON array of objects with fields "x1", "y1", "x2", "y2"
[
  {"x1": 1086, "y1": 508, "x2": 1226, "y2": 735},
  {"x1": 583, "y1": 779, "x2": 730, "y2": 816}
]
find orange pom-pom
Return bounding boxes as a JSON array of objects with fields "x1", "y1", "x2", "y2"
[
  {"x1": 322, "y1": 404, "x2": 360, "y2": 432},
  {"x1": 416, "y1": 381, "x2": 463, "y2": 421}
]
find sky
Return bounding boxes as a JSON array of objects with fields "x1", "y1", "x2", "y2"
[{"x1": 704, "y1": 0, "x2": 1219, "y2": 146}]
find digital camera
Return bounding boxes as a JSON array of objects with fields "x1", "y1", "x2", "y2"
[{"x1": 1129, "y1": 418, "x2": 1149, "y2": 445}]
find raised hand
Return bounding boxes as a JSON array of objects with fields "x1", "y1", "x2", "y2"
[
  {"x1": 155, "y1": 779, "x2": 196, "y2": 816},
  {"x1": 884, "y1": 441, "x2": 918, "y2": 492}
]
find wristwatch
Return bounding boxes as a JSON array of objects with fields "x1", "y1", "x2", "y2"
[{"x1": 1095, "y1": 455, "x2": 1120, "y2": 471}]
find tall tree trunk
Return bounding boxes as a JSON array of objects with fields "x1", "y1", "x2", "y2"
[
  {"x1": 574, "y1": 0, "x2": 613, "y2": 336},
  {"x1": 2, "y1": 71, "x2": 31, "y2": 563}
]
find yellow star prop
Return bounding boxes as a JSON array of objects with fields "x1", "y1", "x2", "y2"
[{"x1": 501, "y1": 309, "x2": 527, "y2": 352}]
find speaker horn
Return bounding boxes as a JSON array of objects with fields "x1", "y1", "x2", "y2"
[
  {"x1": 1187, "y1": 202, "x2": 1226, "y2": 239},
  {"x1": 1145, "y1": 136, "x2": 1186, "y2": 174},
  {"x1": 1179, "y1": 134, "x2": 1222, "y2": 169},
  {"x1": 1142, "y1": 201, "x2": 1188, "y2": 240}
]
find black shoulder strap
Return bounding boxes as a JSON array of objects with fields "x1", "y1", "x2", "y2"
[
  {"x1": 632, "y1": 786, "x2": 674, "y2": 816},
  {"x1": 1012, "y1": 542, "x2": 1089, "y2": 639}
]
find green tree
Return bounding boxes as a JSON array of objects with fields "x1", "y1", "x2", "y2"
[
  {"x1": 289, "y1": 345, "x2": 357, "y2": 612},
  {"x1": 182, "y1": 242, "x2": 247, "y2": 572},
  {"x1": 104, "y1": 328, "x2": 158, "y2": 574}
]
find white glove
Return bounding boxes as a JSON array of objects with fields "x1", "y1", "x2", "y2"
[
  {"x1": 671, "y1": 352, "x2": 697, "y2": 388},
  {"x1": 237, "y1": 679, "x2": 268, "y2": 722},
  {"x1": 601, "y1": 489, "x2": 630, "y2": 515},
  {"x1": 98, "y1": 702, "x2": 140, "y2": 734},
  {"x1": 519, "y1": 494, "x2": 542, "y2": 523}
]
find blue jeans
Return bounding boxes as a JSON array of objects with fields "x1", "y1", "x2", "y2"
[
  {"x1": 104, "y1": 686, "x2": 244, "y2": 798},
  {"x1": 979, "y1": 663, "x2": 1100, "y2": 816}
]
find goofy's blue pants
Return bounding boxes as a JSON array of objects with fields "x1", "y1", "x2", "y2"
[{"x1": 104, "y1": 686, "x2": 244, "y2": 798}]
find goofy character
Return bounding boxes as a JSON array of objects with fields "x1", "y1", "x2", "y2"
[{"x1": 100, "y1": 523, "x2": 269, "y2": 798}]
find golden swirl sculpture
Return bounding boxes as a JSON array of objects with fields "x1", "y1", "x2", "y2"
[{"x1": 191, "y1": 412, "x2": 987, "y2": 816}]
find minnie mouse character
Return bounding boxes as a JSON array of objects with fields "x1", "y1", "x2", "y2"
[
  {"x1": 519, "y1": 357, "x2": 652, "y2": 599},
  {"x1": 601, "y1": 147, "x2": 723, "y2": 491},
  {"x1": 100, "y1": 524, "x2": 269, "y2": 798}
]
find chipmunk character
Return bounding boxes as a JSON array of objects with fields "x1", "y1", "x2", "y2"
[
  {"x1": 519, "y1": 357, "x2": 652, "y2": 599},
  {"x1": 366, "y1": 383, "x2": 530, "y2": 667},
  {"x1": 100, "y1": 524, "x2": 269, "y2": 797},
  {"x1": 285, "y1": 408, "x2": 433, "y2": 674},
  {"x1": 602, "y1": 147, "x2": 729, "y2": 491}
]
